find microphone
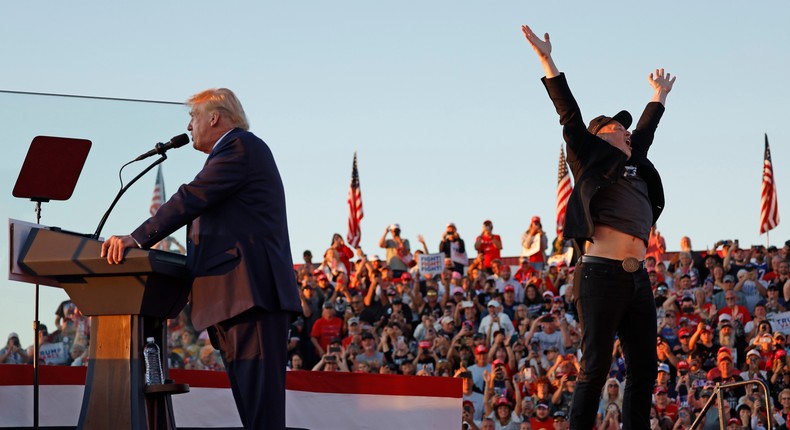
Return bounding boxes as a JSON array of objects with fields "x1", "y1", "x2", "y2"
[{"x1": 134, "y1": 134, "x2": 190, "y2": 161}]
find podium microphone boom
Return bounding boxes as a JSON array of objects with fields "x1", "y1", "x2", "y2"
[{"x1": 134, "y1": 134, "x2": 190, "y2": 161}]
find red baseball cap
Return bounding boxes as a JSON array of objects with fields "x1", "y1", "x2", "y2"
[
  {"x1": 475, "y1": 345, "x2": 488, "y2": 354},
  {"x1": 531, "y1": 216, "x2": 541, "y2": 224},
  {"x1": 718, "y1": 354, "x2": 733, "y2": 362},
  {"x1": 677, "y1": 360, "x2": 689, "y2": 370}
]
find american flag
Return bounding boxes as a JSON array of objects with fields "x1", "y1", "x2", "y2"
[
  {"x1": 760, "y1": 134, "x2": 780, "y2": 234},
  {"x1": 346, "y1": 152, "x2": 364, "y2": 248},
  {"x1": 150, "y1": 165, "x2": 165, "y2": 216},
  {"x1": 555, "y1": 146, "x2": 572, "y2": 235}
]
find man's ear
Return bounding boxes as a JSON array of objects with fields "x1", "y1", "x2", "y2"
[{"x1": 209, "y1": 111, "x2": 220, "y2": 126}]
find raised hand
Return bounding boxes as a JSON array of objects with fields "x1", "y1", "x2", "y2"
[
  {"x1": 520, "y1": 24, "x2": 560, "y2": 78},
  {"x1": 521, "y1": 25, "x2": 551, "y2": 58},
  {"x1": 649, "y1": 68, "x2": 676, "y2": 105},
  {"x1": 649, "y1": 68, "x2": 676, "y2": 93}
]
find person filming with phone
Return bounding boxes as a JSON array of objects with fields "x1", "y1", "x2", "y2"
[{"x1": 0, "y1": 332, "x2": 28, "y2": 364}]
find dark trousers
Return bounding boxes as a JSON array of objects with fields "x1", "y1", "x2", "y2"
[
  {"x1": 208, "y1": 308, "x2": 290, "y2": 430},
  {"x1": 570, "y1": 260, "x2": 657, "y2": 430}
]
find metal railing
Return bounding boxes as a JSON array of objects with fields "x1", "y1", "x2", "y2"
[{"x1": 689, "y1": 378, "x2": 772, "y2": 430}]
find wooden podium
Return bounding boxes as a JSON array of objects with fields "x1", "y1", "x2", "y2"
[{"x1": 9, "y1": 219, "x2": 191, "y2": 430}]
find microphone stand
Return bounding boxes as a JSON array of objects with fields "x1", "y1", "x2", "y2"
[{"x1": 93, "y1": 155, "x2": 166, "y2": 240}]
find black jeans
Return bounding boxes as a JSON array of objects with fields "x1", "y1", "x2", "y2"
[{"x1": 570, "y1": 259, "x2": 657, "y2": 430}]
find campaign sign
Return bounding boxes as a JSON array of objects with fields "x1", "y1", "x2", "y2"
[
  {"x1": 771, "y1": 311, "x2": 790, "y2": 335},
  {"x1": 418, "y1": 253, "x2": 445, "y2": 277},
  {"x1": 450, "y1": 243, "x2": 468, "y2": 266}
]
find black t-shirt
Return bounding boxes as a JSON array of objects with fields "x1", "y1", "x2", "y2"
[
  {"x1": 385, "y1": 303, "x2": 414, "y2": 325},
  {"x1": 420, "y1": 302, "x2": 443, "y2": 319},
  {"x1": 590, "y1": 167, "x2": 652, "y2": 244},
  {"x1": 691, "y1": 343, "x2": 718, "y2": 371},
  {"x1": 727, "y1": 263, "x2": 749, "y2": 278},
  {"x1": 712, "y1": 375, "x2": 745, "y2": 409},
  {"x1": 360, "y1": 302, "x2": 387, "y2": 326},
  {"x1": 502, "y1": 303, "x2": 516, "y2": 321}
]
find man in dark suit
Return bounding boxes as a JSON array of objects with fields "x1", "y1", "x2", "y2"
[
  {"x1": 101, "y1": 88, "x2": 301, "y2": 429},
  {"x1": 521, "y1": 25, "x2": 676, "y2": 430}
]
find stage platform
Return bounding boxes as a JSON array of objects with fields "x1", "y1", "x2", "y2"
[{"x1": 0, "y1": 365, "x2": 461, "y2": 429}]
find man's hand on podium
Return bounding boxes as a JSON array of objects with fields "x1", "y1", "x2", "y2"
[{"x1": 101, "y1": 235, "x2": 139, "y2": 264}]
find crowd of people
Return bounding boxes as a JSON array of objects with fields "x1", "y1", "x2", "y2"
[
  {"x1": 4, "y1": 220, "x2": 790, "y2": 430},
  {"x1": 0, "y1": 300, "x2": 224, "y2": 372}
]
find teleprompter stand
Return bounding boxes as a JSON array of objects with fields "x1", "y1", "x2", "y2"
[{"x1": 12, "y1": 135, "x2": 91, "y2": 430}]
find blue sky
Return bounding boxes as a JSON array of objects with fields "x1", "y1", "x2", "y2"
[{"x1": 2, "y1": 1, "x2": 789, "y2": 344}]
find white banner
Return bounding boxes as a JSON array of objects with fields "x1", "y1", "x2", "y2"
[
  {"x1": 418, "y1": 253, "x2": 445, "y2": 277},
  {"x1": 770, "y1": 311, "x2": 790, "y2": 335},
  {"x1": 0, "y1": 365, "x2": 462, "y2": 429},
  {"x1": 450, "y1": 243, "x2": 468, "y2": 266},
  {"x1": 286, "y1": 388, "x2": 459, "y2": 430}
]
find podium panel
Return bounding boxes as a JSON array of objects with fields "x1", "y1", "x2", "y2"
[
  {"x1": 9, "y1": 220, "x2": 191, "y2": 430},
  {"x1": 16, "y1": 226, "x2": 189, "y2": 318}
]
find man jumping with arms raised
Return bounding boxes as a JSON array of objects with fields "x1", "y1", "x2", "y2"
[{"x1": 521, "y1": 25, "x2": 676, "y2": 429}]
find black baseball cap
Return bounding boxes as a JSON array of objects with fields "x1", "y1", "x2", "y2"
[{"x1": 588, "y1": 110, "x2": 632, "y2": 136}]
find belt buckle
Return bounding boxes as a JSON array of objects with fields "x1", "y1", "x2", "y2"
[{"x1": 621, "y1": 257, "x2": 640, "y2": 273}]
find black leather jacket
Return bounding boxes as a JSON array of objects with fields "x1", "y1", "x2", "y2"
[{"x1": 541, "y1": 73, "x2": 666, "y2": 247}]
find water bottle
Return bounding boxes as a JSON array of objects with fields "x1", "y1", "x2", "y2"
[
  {"x1": 62, "y1": 337, "x2": 70, "y2": 363},
  {"x1": 144, "y1": 337, "x2": 163, "y2": 385}
]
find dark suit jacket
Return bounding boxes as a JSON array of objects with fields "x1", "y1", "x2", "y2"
[
  {"x1": 542, "y1": 73, "x2": 666, "y2": 246},
  {"x1": 131, "y1": 128, "x2": 301, "y2": 330}
]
